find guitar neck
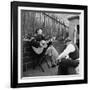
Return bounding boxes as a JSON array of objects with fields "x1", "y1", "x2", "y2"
[
  {"x1": 46, "y1": 37, "x2": 55, "y2": 43},
  {"x1": 23, "y1": 37, "x2": 55, "y2": 43},
  {"x1": 23, "y1": 37, "x2": 34, "y2": 42}
]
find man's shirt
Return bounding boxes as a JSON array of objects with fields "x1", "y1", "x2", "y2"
[{"x1": 57, "y1": 43, "x2": 75, "y2": 60}]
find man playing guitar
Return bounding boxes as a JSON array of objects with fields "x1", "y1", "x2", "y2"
[{"x1": 24, "y1": 28, "x2": 59, "y2": 67}]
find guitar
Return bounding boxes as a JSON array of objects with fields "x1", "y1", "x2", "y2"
[
  {"x1": 24, "y1": 37, "x2": 56, "y2": 54},
  {"x1": 32, "y1": 37, "x2": 56, "y2": 54}
]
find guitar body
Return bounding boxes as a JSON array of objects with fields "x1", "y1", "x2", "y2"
[
  {"x1": 32, "y1": 40, "x2": 48, "y2": 54},
  {"x1": 32, "y1": 46, "x2": 45, "y2": 54}
]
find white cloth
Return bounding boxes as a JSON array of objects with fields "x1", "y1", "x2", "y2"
[{"x1": 57, "y1": 44, "x2": 75, "y2": 60}]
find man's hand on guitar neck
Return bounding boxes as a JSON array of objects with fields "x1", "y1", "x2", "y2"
[{"x1": 50, "y1": 37, "x2": 56, "y2": 42}]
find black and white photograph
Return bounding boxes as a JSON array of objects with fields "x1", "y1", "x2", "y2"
[
  {"x1": 21, "y1": 10, "x2": 80, "y2": 77},
  {"x1": 11, "y1": 1, "x2": 87, "y2": 88}
]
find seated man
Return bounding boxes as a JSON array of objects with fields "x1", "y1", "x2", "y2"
[
  {"x1": 56, "y1": 37, "x2": 79, "y2": 75},
  {"x1": 24, "y1": 28, "x2": 59, "y2": 68}
]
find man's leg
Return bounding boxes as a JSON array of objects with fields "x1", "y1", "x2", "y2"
[
  {"x1": 58, "y1": 58, "x2": 68, "y2": 75},
  {"x1": 58, "y1": 58, "x2": 79, "y2": 75},
  {"x1": 45, "y1": 45, "x2": 59, "y2": 67}
]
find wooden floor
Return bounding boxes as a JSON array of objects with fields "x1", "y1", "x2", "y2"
[{"x1": 23, "y1": 60, "x2": 59, "y2": 77}]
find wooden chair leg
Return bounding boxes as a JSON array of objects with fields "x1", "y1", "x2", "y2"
[
  {"x1": 39, "y1": 64, "x2": 44, "y2": 72},
  {"x1": 45, "y1": 59, "x2": 50, "y2": 68}
]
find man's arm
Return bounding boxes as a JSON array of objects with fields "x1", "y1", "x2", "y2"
[
  {"x1": 57, "y1": 44, "x2": 75, "y2": 60},
  {"x1": 30, "y1": 38, "x2": 40, "y2": 48},
  {"x1": 24, "y1": 37, "x2": 40, "y2": 48}
]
